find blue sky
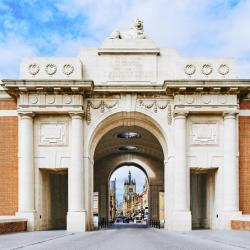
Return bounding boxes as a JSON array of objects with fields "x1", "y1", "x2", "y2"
[
  {"x1": 0, "y1": 0, "x2": 250, "y2": 78},
  {"x1": 110, "y1": 165, "x2": 147, "y2": 204}
]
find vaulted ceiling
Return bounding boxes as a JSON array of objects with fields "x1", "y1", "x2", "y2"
[{"x1": 94, "y1": 126, "x2": 164, "y2": 162}]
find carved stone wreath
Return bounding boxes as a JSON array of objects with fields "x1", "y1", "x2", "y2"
[
  {"x1": 45, "y1": 64, "x2": 57, "y2": 75},
  {"x1": 63, "y1": 95, "x2": 72, "y2": 104},
  {"x1": 184, "y1": 64, "x2": 196, "y2": 75},
  {"x1": 63, "y1": 64, "x2": 74, "y2": 75},
  {"x1": 218, "y1": 64, "x2": 229, "y2": 75},
  {"x1": 201, "y1": 64, "x2": 213, "y2": 75},
  {"x1": 86, "y1": 100, "x2": 118, "y2": 124},
  {"x1": 28, "y1": 63, "x2": 40, "y2": 76},
  {"x1": 46, "y1": 95, "x2": 55, "y2": 104},
  {"x1": 30, "y1": 95, "x2": 39, "y2": 104}
]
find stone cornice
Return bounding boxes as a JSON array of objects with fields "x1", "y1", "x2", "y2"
[
  {"x1": 164, "y1": 79, "x2": 250, "y2": 95},
  {"x1": 1, "y1": 79, "x2": 250, "y2": 97},
  {"x1": 1, "y1": 79, "x2": 93, "y2": 96},
  {"x1": 165, "y1": 79, "x2": 250, "y2": 85}
]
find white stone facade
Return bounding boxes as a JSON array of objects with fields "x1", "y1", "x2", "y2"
[{"x1": 1, "y1": 20, "x2": 248, "y2": 232}]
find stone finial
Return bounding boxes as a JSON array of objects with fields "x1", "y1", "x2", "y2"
[{"x1": 109, "y1": 19, "x2": 146, "y2": 39}]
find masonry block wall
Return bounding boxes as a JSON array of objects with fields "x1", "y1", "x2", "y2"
[
  {"x1": 0, "y1": 99, "x2": 18, "y2": 215},
  {"x1": 239, "y1": 101, "x2": 250, "y2": 214}
]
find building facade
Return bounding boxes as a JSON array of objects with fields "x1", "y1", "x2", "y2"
[
  {"x1": 109, "y1": 179, "x2": 116, "y2": 220},
  {"x1": 0, "y1": 19, "x2": 250, "y2": 232},
  {"x1": 122, "y1": 171, "x2": 137, "y2": 216}
]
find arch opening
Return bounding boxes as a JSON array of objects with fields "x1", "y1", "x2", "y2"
[
  {"x1": 109, "y1": 164, "x2": 149, "y2": 225},
  {"x1": 92, "y1": 115, "x2": 166, "y2": 229},
  {"x1": 88, "y1": 111, "x2": 168, "y2": 161}
]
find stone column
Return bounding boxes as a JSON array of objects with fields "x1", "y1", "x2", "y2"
[
  {"x1": 84, "y1": 156, "x2": 94, "y2": 230},
  {"x1": 16, "y1": 112, "x2": 36, "y2": 231},
  {"x1": 222, "y1": 112, "x2": 241, "y2": 228},
  {"x1": 171, "y1": 111, "x2": 191, "y2": 230},
  {"x1": 67, "y1": 112, "x2": 86, "y2": 232},
  {"x1": 164, "y1": 155, "x2": 174, "y2": 229}
]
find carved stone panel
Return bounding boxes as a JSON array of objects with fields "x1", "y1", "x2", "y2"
[
  {"x1": 39, "y1": 122, "x2": 67, "y2": 146},
  {"x1": 190, "y1": 122, "x2": 218, "y2": 145},
  {"x1": 99, "y1": 54, "x2": 157, "y2": 83}
]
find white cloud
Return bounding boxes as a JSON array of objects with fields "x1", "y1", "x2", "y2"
[
  {"x1": 0, "y1": 0, "x2": 250, "y2": 78},
  {"x1": 0, "y1": 34, "x2": 37, "y2": 79},
  {"x1": 53, "y1": 36, "x2": 99, "y2": 56},
  {"x1": 55, "y1": 0, "x2": 250, "y2": 78}
]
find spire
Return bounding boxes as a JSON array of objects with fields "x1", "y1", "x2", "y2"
[{"x1": 128, "y1": 170, "x2": 131, "y2": 184}]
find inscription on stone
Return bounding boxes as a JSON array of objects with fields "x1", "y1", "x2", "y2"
[
  {"x1": 100, "y1": 55, "x2": 156, "y2": 83},
  {"x1": 40, "y1": 122, "x2": 67, "y2": 146},
  {"x1": 190, "y1": 122, "x2": 218, "y2": 145}
]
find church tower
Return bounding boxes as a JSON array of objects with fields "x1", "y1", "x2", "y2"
[{"x1": 123, "y1": 171, "x2": 137, "y2": 216}]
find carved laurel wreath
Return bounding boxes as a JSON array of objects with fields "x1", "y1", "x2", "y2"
[
  {"x1": 63, "y1": 64, "x2": 74, "y2": 75},
  {"x1": 45, "y1": 64, "x2": 57, "y2": 75},
  {"x1": 184, "y1": 64, "x2": 196, "y2": 75},
  {"x1": 184, "y1": 63, "x2": 230, "y2": 76},
  {"x1": 201, "y1": 64, "x2": 213, "y2": 75},
  {"x1": 218, "y1": 64, "x2": 229, "y2": 75},
  {"x1": 28, "y1": 64, "x2": 40, "y2": 75},
  {"x1": 86, "y1": 100, "x2": 118, "y2": 123}
]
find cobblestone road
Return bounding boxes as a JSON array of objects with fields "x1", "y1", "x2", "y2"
[{"x1": 0, "y1": 224, "x2": 250, "y2": 250}]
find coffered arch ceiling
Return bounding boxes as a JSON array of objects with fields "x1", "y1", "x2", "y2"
[{"x1": 94, "y1": 125, "x2": 164, "y2": 163}]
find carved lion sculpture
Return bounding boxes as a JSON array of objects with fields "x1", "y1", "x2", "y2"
[{"x1": 109, "y1": 19, "x2": 146, "y2": 39}]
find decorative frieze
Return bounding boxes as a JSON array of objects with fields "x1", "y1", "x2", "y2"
[
  {"x1": 39, "y1": 122, "x2": 68, "y2": 146},
  {"x1": 20, "y1": 94, "x2": 83, "y2": 107},
  {"x1": 174, "y1": 95, "x2": 237, "y2": 106},
  {"x1": 138, "y1": 99, "x2": 172, "y2": 124},
  {"x1": 184, "y1": 63, "x2": 230, "y2": 77},
  {"x1": 86, "y1": 100, "x2": 119, "y2": 124},
  {"x1": 20, "y1": 57, "x2": 82, "y2": 79}
]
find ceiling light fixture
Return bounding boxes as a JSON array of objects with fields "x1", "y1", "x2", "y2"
[
  {"x1": 117, "y1": 132, "x2": 141, "y2": 139},
  {"x1": 118, "y1": 146, "x2": 137, "y2": 151}
]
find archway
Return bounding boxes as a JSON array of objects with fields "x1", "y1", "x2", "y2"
[
  {"x1": 91, "y1": 113, "x2": 166, "y2": 229},
  {"x1": 109, "y1": 164, "x2": 149, "y2": 226}
]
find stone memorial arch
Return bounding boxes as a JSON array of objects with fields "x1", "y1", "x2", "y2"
[{"x1": 1, "y1": 20, "x2": 250, "y2": 232}]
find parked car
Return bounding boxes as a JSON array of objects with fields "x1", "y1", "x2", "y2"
[
  {"x1": 134, "y1": 216, "x2": 142, "y2": 223},
  {"x1": 115, "y1": 217, "x2": 124, "y2": 223},
  {"x1": 123, "y1": 217, "x2": 130, "y2": 223}
]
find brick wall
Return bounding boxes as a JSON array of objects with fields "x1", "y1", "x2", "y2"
[
  {"x1": 0, "y1": 99, "x2": 18, "y2": 215},
  {"x1": 0, "y1": 100, "x2": 17, "y2": 110},
  {"x1": 231, "y1": 220, "x2": 250, "y2": 231},
  {"x1": 0, "y1": 221, "x2": 27, "y2": 234},
  {"x1": 239, "y1": 105, "x2": 250, "y2": 214}
]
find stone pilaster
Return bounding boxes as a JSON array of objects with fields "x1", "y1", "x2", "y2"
[
  {"x1": 16, "y1": 112, "x2": 36, "y2": 231},
  {"x1": 171, "y1": 111, "x2": 191, "y2": 231},
  {"x1": 67, "y1": 112, "x2": 86, "y2": 232},
  {"x1": 221, "y1": 112, "x2": 241, "y2": 228}
]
